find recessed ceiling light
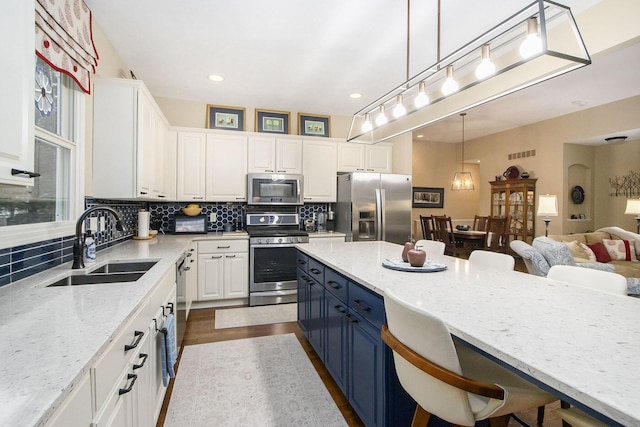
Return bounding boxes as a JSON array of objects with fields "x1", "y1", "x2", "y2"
[
  {"x1": 349, "y1": 93, "x2": 362, "y2": 99},
  {"x1": 208, "y1": 74, "x2": 224, "y2": 82},
  {"x1": 416, "y1": 134, "x2": 424, "y2": 138}
]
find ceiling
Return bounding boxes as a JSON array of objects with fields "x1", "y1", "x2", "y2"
[{"x1": 86, "y1": 0, "x2": 639, "y2": 144}]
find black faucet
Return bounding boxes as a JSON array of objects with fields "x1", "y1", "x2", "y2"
[{"x1": 72, "y1": 206, "x2": 125, "y2": 269}]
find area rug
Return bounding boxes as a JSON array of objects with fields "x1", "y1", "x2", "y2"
[
  {"x1": 214, "y1": 303, "x2": 297, "y2": 329},
  {"x1": 163, "y1": 333, "x2": 347, "y2": 427}
]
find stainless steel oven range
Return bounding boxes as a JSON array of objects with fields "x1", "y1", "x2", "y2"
[{"x1": 247, "y1": 212, "x2": 308, "y2": 306}]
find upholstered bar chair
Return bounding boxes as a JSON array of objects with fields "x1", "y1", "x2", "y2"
[
  {"x1": 414, "y1": 239, "x2": 446, "y2": 256},
  {"x1": 468, "y1": 250, "x2": 515, "y2": 271},
  {"x1": 382, "y1": 291, "x2": 556, "y2": 427}
]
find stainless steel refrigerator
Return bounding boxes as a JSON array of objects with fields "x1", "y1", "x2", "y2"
[{"x1": 335, "y1": 172, "x2": 412, "y2": 245}]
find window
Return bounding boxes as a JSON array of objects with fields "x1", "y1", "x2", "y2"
[{"x1": 0, "y1": 57, "x2": 82, "y2": 243}]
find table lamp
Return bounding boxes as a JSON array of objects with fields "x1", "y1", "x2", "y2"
[
  {"x1": 624, "y1": 198, "x2": 640, "y2": 234},
  {"x1": 537, "y1": 194, "x2": 558, "y2": 237}
]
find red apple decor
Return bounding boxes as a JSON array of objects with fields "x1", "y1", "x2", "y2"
[
  {"x1": 401, "y1": 241, "x2": 414, "y2": 262},
  {"x1": 407, "y1": 248, "x2": 427, "y2": 267}
]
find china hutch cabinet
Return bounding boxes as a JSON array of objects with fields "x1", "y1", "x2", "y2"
[{"x1": 490, "y1": 178, "x2": 537, "y2": 244}]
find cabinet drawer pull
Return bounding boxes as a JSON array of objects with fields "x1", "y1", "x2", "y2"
[
  {"x1": 193, "y1": 196, "x2": 204, "y2": 200},
  {"x1": 133, "y1": 353, "x2": 148, "y2": 370},
  {"x1": 277, "y1": 170, "x2": 286, "y2": 173},
  {"x1": 346, "y1": 314, "x2": 358, "y2": 323},
  {"x1": 353, "y1": 299, "x2": 372, "y2": 312},
  {"x1": 139, "y1": 191, "x2": 148, "y2": 195},
  {"x1": 310, "y1": 268, "x2": 321, "y2": 275},
  {"x1": 124, "y1": 330, "x2": 144, "y2": 351},
  {"x1": 327, "y1": 281, "x2": 341, "y2": 289},
  {"x1": 158, "y1": 194, "x2": 166, "y2": 198},
  {"x1": 212, "y1": 255, "x2": 222, "y2": 259},
  {"x1": 186, "y1": 252, "x2": 192, "y2": 257},
  {"x1": 297, "y1": 259, "x2": 307, "y2": 266},
  {"x1": 226, "y1": 254, "x2": 236, "y2": 258},
  {"x1": 11, "y1": 168, "x2": 40, "y2": 178},
  {"x1": 334, "y1": 305, "x2": 346, "y2": 314},
  {"x1": 118, "y1": 373, "x2": 138, "y2": 395},
  {"x1": 184, "y1": 266, "x2": 191, "y2": 271},
  {"x1": 218, "y1": 245, "x2": 231, "y2": 249}
]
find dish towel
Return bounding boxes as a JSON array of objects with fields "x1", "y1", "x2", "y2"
[{"x1": 160, "y1": 313, "x2": 177, "y2": 387}]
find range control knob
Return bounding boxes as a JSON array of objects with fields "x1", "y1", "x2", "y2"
[{"x1": 277, "y1": 238, "x2": 283, "y2": 243}]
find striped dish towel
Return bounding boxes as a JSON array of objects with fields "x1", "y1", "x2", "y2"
[{"x1": 160, "y1": 313, "x2": 177, "y2": 387}]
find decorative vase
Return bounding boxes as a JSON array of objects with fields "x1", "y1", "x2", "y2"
[
  {"x1": 407, "y1": 249, "x2": 427, "y2": 267},
  {"x1": 402, "y1": 242, "x2": 414, "y2": 262}
]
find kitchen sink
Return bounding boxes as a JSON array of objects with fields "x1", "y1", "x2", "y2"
[
  {"x1": 89, "y1": 260, "x2": 158, "y2": 274},
  {"x1": 47, "y1": 272, "x2": 145, "y2": 287}
]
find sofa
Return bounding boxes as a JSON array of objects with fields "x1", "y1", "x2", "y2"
[{"x1": 509, "y1": 226, "x2": 640, "y2": 295}]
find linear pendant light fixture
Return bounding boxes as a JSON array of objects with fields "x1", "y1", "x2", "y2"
[
  {"x1": 348, "y1": 0, "x2": 591, "y2": 144},
  {"x1": 451, "y1": 113, "x2": 474, "y2": 190}
]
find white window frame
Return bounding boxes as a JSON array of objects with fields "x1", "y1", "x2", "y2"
[{"x1": 0, "y1": 95, "x2": 84, "y2": 250}]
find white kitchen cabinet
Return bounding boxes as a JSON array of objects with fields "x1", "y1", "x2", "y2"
[
  {"x1": 197, "y1": 240, "x2": 248, "y2": 301},
  {"x1": 176, "y1": 131, "x2": 206, "y2": 201},
  {"x1": 302, "y1": 139, "x2": 337, "y2": 202},
  {"x1": 248, "y1": 136, "x2": 302, "y2": 174},
  {"x1": 337, "y1": 142, "x2": 393, "y2": 173},
  {"x1": 44, "y1": 372, "x2": 92, "y2": 427},
  {"x1": 0, "y1": 0, "x2": 35, "y2": 185},
  {"x1": 93, "y1": 78, "x2": 171, "y2": 200},
  {"x1": 206, "y1": 133, "x2": 247, "y2": 201}
]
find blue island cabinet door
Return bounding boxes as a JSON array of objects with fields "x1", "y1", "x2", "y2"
[
  {"x1": 325, "y1": 291, "x2": 349, "y2": 394},
  {"x1": 348, "y1": 309, "x2": 384, "y2": 427},
  {"x1": 296, "y1": 271, "x2": 309, "y2": 333},
  {"x1": 307, "y1": 277, "x2": 325, "y2": 357}
]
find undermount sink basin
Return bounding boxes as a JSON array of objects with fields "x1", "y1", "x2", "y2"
[
  {"x1": 47, "y1": 272, "x2": 145, "y2": 287},
  {"x1": 89, "y1": 260, "x2": 158, "y2": 274}
]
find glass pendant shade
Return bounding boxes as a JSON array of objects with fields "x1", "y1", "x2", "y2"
[
  {"x1": 361, "y1": 113, "x2": 373, "y2": 132},
  {"x1": 441, "y1": 65, "x2": 459, "y2": 96},
  {"x1": 375, "y1": 105, "x2": 388, "y2": 126},
  {"x1": 475, "y1": 45, "x2": 496, "y2": 80},
  {"x1": 519, "y1": 17, "x2": 543, "y2": 58},
  {"x1": 451, "y1": 113, "x2": 474, "y2": 191},
  {"x1": 393, "y1": 95, "x2": 406, "y2": 118},
  {"x1": 414, "y1": 81, "x2": 430, "y2": 108}
]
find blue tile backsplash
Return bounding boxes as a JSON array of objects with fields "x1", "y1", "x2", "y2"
[{"x1": 0, "y1": 198, "x2": 329, "y2": 287}]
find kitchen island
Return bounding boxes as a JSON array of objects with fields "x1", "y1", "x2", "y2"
[{"x1": 296, "y1": 241, "x2": 640, "y2": 427}]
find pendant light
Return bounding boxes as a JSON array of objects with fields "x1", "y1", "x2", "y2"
[
  {"x1": 519, "y1": 17, "x2": 543, "y2": 59},
  {"x1": 375, "y1": 105, "x2": 388, "y2": 126},
  {"x1": 361, "y1": 113, "x2": 373, "y2": 132},
  {"x1": 441, "y1": 65, "x2": 459, "y2": 96},
  {"x1": 475, "y1": 44, "x2": 496, "y2": 80},
  {"x1": 451, "y1": 113, "x2": 474, "y2": 191},
  {"x1": 414, "y1": 81, "x2": 430, "y2": 108}
]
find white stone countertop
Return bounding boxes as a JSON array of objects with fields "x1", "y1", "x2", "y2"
[
  {"x1": 0, "y1": 233, "x2": 245, "y2": 427},
  {"x1": 296, "y1": 241, "x2": 640, "y2": 426},
  {"x1": 307, "y1": 231, "x2": 346, "y2": 238}
]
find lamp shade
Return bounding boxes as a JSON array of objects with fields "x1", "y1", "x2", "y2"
[
  {"x1": 537, "y1": 194, "x2": 558, "y2": 216},
  {"x1": 624, "y1": 198, "x2": 640, "y2": 215}
]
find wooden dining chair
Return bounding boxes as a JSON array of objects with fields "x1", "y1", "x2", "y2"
[
  {"x1": 485, "y1": 216, "x2": 510, "y2": 252},
  {"x1": 419, "y1": 215, "x2": 435, "y2": 240},
  {"x1": 432, "y1": 216, "x2": 461, "y2": 256},
  {"x1": 472, "y1": 215, "x2": 489, "y2": 232}
]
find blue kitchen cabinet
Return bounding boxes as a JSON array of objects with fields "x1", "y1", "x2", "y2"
[
  {"x1": 348, "y1": 308, "x2": 385, "y2": 427},
  {"x1": 307, "y1": 273, "x2": 324, "y2": 356},
  {"x1": 324, "y1": 291, "x2": 349, "y2": 394},
  {"x1": 296, "y1": 251, "x2": 309, "y2": 333}
]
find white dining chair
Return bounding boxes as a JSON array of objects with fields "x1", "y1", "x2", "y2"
[
  {"x1": 382, "y1": 290, "x2": 556, "y2": 426},
  {"x1": 468, "y1": 250, "x2": 515, "y2": 271},
  {"x1": 546, "y1": 264, "x2": 626, "y2": 427},
  {"x1": 547, "y1": 265, "x2": 627, "y2": 295},
  {"x1": 414, "y1": 239, "x2": 446, "y2": 256}
]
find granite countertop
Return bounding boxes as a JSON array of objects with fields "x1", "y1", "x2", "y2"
[
  {"x1": 0, "y1": 233, "x2": 245, "y2": 427},
  {"x1": 296, "y1": 241, "x2": 640, "y2": 426}
]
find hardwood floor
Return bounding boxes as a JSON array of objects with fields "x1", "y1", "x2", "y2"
[
  {"x1": 157, "y1": 306, "x2": 561, "y2": 427},
  {"x1": 156, "y1": 307, "x2": 365, "y2": 427}
]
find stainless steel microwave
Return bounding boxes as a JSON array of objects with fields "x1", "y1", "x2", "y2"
[{"x1": 247, "y1": 173, "x2": 304, "y2": 205}]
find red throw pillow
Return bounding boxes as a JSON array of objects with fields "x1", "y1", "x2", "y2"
[{"x1": 587, "y1": 242, "x2": 612, "y2": 263}]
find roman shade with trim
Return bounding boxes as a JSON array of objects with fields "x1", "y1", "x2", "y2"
[{"x1": 35, "y1": 0, "x2": 98, "y2": 94}]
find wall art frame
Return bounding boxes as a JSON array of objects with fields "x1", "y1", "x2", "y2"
[
  {"x1": 255, "y1": 109, "x2": 290, "y2": 134},
  {"x1": 412, "y1": 187, "x2": 444, "y2": 208},
  {"x1": 206, "y1": 104, "x2": 245, "y2": 131},
  {"x1": 298, "y1": 113, "x2": 330, "y2": 137}
]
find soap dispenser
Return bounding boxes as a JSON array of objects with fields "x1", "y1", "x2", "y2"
[{"x1": 84, "y1": 230, "x2": 96, "y2": 263}]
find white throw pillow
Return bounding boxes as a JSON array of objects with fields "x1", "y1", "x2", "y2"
[
  {"x1": 602, "y1": 239, "x2": 638, "y2": 261},
  {"x1": 578, "y1": 242, "x2": 597, "y2": 262}
]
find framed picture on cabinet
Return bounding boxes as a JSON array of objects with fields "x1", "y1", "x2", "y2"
[
  {"x1": 206, "y1": 104, "x2": 245, "y2": 131},
  {"x1": 298, "y1": 113, "x2": 330, "y2": 137},
  {"x1": 412, "y1": 187, "x2": 444, "y2": 208},
  {"x1": 255, "y1": 109, "x2": 290, "y2": 134}
]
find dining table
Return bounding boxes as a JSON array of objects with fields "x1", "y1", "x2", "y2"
[{"x1": 453, "y1": 229, "x2": 487, "y2": 252}]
